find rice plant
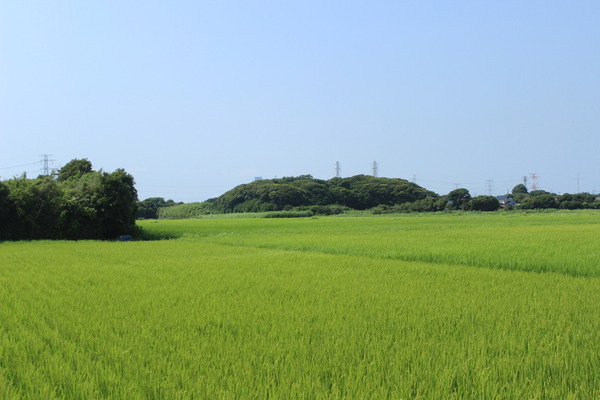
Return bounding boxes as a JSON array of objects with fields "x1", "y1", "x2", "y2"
[{"x1": 1, "y1": 212, "x2": 599, "y2": 398}]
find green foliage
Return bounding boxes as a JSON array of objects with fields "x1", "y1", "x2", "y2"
[
  {"x1": 330, "y1": 175, "x2": 437, "y2": 209},
  {"x1": 468, "y1": 195, "x2": 500, "y2": 211},
  {"x1": 57, "y1": 172, "x2": 102, "y2": 239},
  {"x1": 263, "y1": 210, "x2": 314, "y2": 218},
  {"x1": 512, "y1": 183, "x2": 528, "y2": 195},
  {"x1": 557, "y1": 193, "x2": 598, "y2": 210},
  {"x1": 213, "y1": 174, "x2": 436, "y2": 213},
  {"x1": 137, "y1": 197, "x2": 180, "y2": 219},
  {"x1": 507, "y1": 187, "x2": 599, "y2": 210},
  {"x1": 0, "y1": 182, "x2": 14, "y2": 240},
  {"x1": 293, "y1": 204, "x2": 351, "y2": 215},
  {"x1": 215, "y1": 179, "x2": 314, "y2": 213},
  {"x1": 529, "y1": 189, "x2": 555, "y2": 197},
  {"x1": 0, "y1": 160, "x2": 138, "y2": 240},
  {"x1": 446, "y1": 188, "x2": 472, "y2": 210},
  {"x1": 5, "y1": 176, "x2": 63, "y2": 239},
  {"x1": 520, "y1": 194, "x2": 558, "y2": 209},
  {"x1": 57, "y1": 158, "x2": 93, "y2": 182},
  {"x1": 373, "y1": 196, "x2": 446, "y2": 213},
  {"x1": 157, "y1": 200, "x2": 219, "y2": 219},
  {"x1": 511, "y1": 192, "x2": 529, "y2": 204},
  {"x1": 94, "y1": 169, "x2": 138, "y2": 238}
]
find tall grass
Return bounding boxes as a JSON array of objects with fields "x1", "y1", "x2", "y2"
[{"x1": 156, "y1": 202, "x2": 215, "y2": 219}]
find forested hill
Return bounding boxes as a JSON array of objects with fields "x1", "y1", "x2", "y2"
[{"x1": 213, "y1": 175, "x2": 437, "y2": 213}]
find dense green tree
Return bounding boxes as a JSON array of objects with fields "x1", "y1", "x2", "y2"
[
  {"x1": 95, "y1": 169, "x2": 138, "y2": 238},
  {"x1": 446, "y1": 188, "x2": 472, "y2": 210},
  {"x1": 215, "y1": 179, "x2": 313, "y2": 213},
  {"x1": 0, "y1": 182, "x2": 15, "y2": 240},
  {"x1": 393, "y1": 196, "x2": 445, "y2": 212},
  {"x1": 57, "y1": 158, "x2": 93, "y2": 182},
  {"x1": 512, "y1": 184, "x2": 528, "y2": 195},
  {"x1": 5, "y1": 176, "x2": 64, "y2": 239},
  {"x1": 468, "y1": 195, "x2": 500, "y2": 211},
  {"x1": 57, "y1": 171, "x2": 102, "y2": 239},
  {"x1": 214, "y1": 175, "x2": 436, "y2": 213},
  {"x1": 156, "y1": 200, "x2": 218, "y2": 219},
  {"x1": 529, "y1": 190, "x2": 554, "y2": 197},
  {"x1": 328, "y1": 175, "x2": 436, "y2": 210},
  {"x1": 512, "y1": 193, "x2": 529, "y2": 204},
  {"x1": 0, "y1": 160, "x2": 138, "y2": 241},
  {"x1": 289, "y1": 179, "x2": 333, "y2": 205},
  {"x1": 521, "y1": 194, "x2": 558, "y2": 209},
  {"x1": 557, "y1": 193, "x2": 597, "y2": 210},
  {"x1": 327, "y1": 185, "x2": 364, "y2": 210},
  {"x1": 137, "y1": 197, "x2": 179, "y2": 219}
]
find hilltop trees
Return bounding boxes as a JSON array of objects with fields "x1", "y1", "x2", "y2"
[
  {"x1": 214, "y1": 176, "x2": 329, "y2": 213},
  {"x1": 328, "y1": 175, "x2": 436, "y2": 209},
  {"x1": 213, "y1": 175, "x2": 436, "y2": 213},
  {"x1": 512, "y1": 184, "x2": 528, "y2": 195},
  {"x1": 0, "y1": 159, "x2": 138, "y2": 240},
  {"x1": 57, "y1": 158, "x2": 93, "y2": 181}
]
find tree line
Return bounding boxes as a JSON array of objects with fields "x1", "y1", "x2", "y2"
[
  {"x1": 139, "y1": 176, "x2": 600, "y2": 220},
  {"x1": 0, "y1": 159, "x2": 138, "y2": 240},
  {"x1": 139, "y1": 175, "x2": 508, "y2": 219},
  {"x1": 509, "y1": 184, "x2": 600, "y2": 210},
  {"x1": 7, "y1": 159, "x2": 595, "y2": 239}
]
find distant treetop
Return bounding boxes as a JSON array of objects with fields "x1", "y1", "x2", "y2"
[{"x1": 57, "y1": 158, "x2": 93, "y2": 182}]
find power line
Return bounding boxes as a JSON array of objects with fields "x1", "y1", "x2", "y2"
[{"x1": 0, "y1": 161, "x2": 40, "y2": 170}]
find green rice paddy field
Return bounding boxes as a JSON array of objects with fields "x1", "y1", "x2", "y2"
[{"x1": 1, "y1": 211, "x2": 599, "y2": 398}]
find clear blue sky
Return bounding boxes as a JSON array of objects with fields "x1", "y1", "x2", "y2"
[{"x1": 1, "y1": 1, "x2": 599, "y2": 201}]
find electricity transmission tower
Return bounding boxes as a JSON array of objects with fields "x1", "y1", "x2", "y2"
[
  {"x1": 40, "y1": 154, "x2": 54, "y2": 176},
  {"x1": 530, "y1": 173, "x2": 539, "y2": 191},
  {"x1": 486, "y1": 180, "x2": 494, "y2": 196}
]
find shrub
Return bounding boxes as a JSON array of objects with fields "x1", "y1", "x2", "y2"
[{"x1": 263, "y1": 211, "x2": 314, "y2": 218}]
